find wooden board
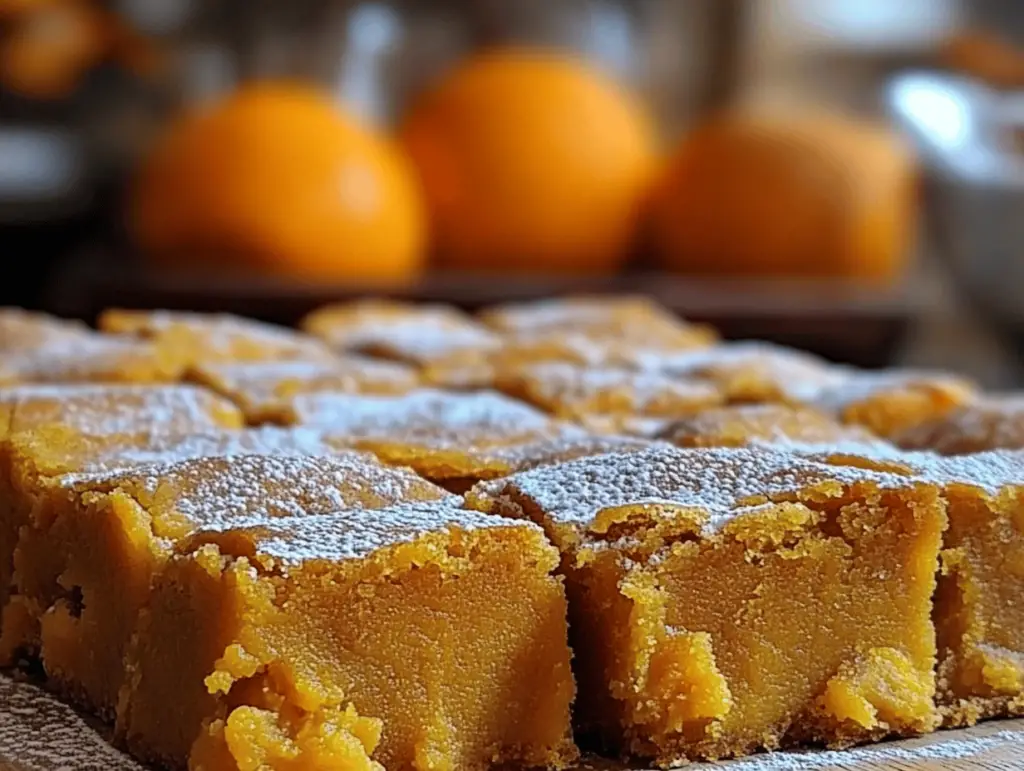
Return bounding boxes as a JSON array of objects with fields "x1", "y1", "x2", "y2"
[{"x1": 2, "y1": 673, "x2": 1023, "y2": 771}]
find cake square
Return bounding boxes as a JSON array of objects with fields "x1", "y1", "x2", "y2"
[
  {"x1": 0, "y1": 384, "x2": 244, "y2": 438},
  {"x1": 0, "y1": 336, "x2": 186, "y2": 385},
  {"x1": 495, "y1": 362, "x2": 724, "y2": 430},
  {"x1": 893, "y1": 395, "x2": 1024, "y2": 454},
  {"x1": 120, "y1": 499, "x2": 577, "y2": 771},
  {"x1": 189, "y1": 357, "x2": 420, "y2": 423},
  {"x1": 0, "y1": 385, "x2": 243, "y2": 625},
  {"x1": 98, "y1": 309, "x2": 333, "y2": 365},
  {"x1": 468, "y1": 445, "x2": 946, "y2": 762},
  {"x1": 274, "y1": 388, "x2": 581, "y2": 489},
  {"x1": 0, "y1": 424, "x2": 354, "y2": 664},
  {"x1": 0, "y1": 308, "x2": 92, "y2": 352},
  {"x1": 888, "y1": 451, "x2": 1024, "y2": 725},
  {"x1": 301, "y1": 300, "x2": 502, "y2": 365},
  {"x1": 657, "y1": 342, "x2": 844, "y2": 404},
  {"x1": 477, "y1": 295, "x2": 717, "y2": 349},
  {"x1": 657, "y1": 404, "x2": 884, "y2": 449},
  {"x1": 810, "y1": 369, "x2": 976, "y2": 439},
  {"x1": 19, "y1": 453, "x2": 446, "y2": 717}
]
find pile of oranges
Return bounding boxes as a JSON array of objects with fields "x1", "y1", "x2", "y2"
[{"x1": 131, "y1": 48, "x2": 917, "y2": 286}]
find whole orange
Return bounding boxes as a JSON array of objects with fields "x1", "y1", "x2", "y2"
[
  {"x1": 648, "y1": 110, "x2": 918, "y2": 283},
  {"x1": 131, "y1": 82, "x2": 426, "y2": 284},
  {"x1": 400, "y1": 48, "x2": 657, "y2": 273}
]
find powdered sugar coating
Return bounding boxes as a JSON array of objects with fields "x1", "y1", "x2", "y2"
[
  {"x1": 1, "y1": 384, "x2": 241, "y2": 435},
  {"x1": 0, "y1": 672, "x2": 144, "y2": 770},
  {"x1": 286, "y1": 389, "x2": 561, "y2": 447},
  {"x1": 17, "y1": 426, "x2": 351, "y2": 475},
  {"x1": 192, "y1": 356, "x2": 418, "y2": 408},
  {"x1": 490, "y1": 445, "x2": 918, "y2": 534},
  {"x1": 0, "y1": 336, "x2": 178, "y2": 384},
  {"x1": 101, "y1": 310, "x2": 333, "y2": 362},
  {"x1": 810, "y1": 367, "x2": 975, "y2": 415},
  {"x1": 654, "y1": 342, "x2": 844, "y2": 402},
  {"x1": 0, "y1": 308, "x2": 91, "y2": 352},
  {"x1": 192, "y1": 498, "x2": 534, "y2": 565},
  {"x1": 56, "y1": 453, "x2": 445, "y2": 530},
  {"x1": 501, "y1": 362, "x2": 723, "y2": 418},
  {"x1": 303, "y1": 301, "x2": 501, "y2": 363}
]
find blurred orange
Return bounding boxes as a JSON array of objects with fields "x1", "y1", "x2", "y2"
[
  {"x1": 131, "y1": 82, "x2": 426, "y2": 285},
  {"x1": 648, "y1": 111, "x2": 917, "y2": 284},
  {"x1": 400, "y1": 48, "x2": 657, "y2": 274},
  {"x1": 0, "y1": 0, "x2": 108, "y2": 99}
]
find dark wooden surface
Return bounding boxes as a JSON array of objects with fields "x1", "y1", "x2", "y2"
[{"x1": 44, "y1": 252, "x2": 923, "y2": 369}]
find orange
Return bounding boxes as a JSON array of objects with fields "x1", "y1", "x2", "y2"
[
  {"x1": 131, "y1": 82, "x2": 426, "y2": 285},
  {"x1": 400, "y1": 48, "x2": 657, "y2": 274},
  {"x1": 648, "y1": 110, "x2": 918, "y2": 283},
  {"x1": 0, "y1": 0, "x2": 108, "y2": 99}
]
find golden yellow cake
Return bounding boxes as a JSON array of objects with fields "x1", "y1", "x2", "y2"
[
  {"x1": 658, "y1": 342, "x2": 844, "y2": 404},
  {"x1": 657, "y1": 404, "x2": 882, "y2": 448},
  {"x1": 0, "y1": 424, "x2": 355, "y2": 666},
  {"x1": 189, "y1": 357, "x2": 420, "y2": 423},
  {"x1": 478, "y1": 295, "x2": 717, "y2": 349},
  {"x1": 0, "y1": 308, "x2": 92, "y2": 352},
  {"x1": 893, "y1": 395, "x2": 1024, "y2": 454},
  {"x1": 18, "y1": 454, "x2": 446, "y2": 718},
  {"x1": 495, "y1": 362, "x2": 724, "y2": 430},
  {"x1": 869, "y1": 451, "x2": 1024, "y2": 725},
  {"x1": 272, "y1": 388, "x2": 578, "y2": 489},
  {"x1": 469, "y1": 445, "x2": 946, "y2": 762},
  {"x1": 0, "y1": 384, "x2": 243, "y2": 438},
  {"x1": 301, "y1": 300, "x2": 502, "y2": 365},
  {"x1": 99, "y1": 309, "x2": 333, "y2": 365},
  {"x1": 121, "y1": 499, "x2": 577, "y2": 771},
  {"x1": 810, "y1": 369, "x2": 977, "y2": 439},
  {"x1": 0, "y1": 336, "x2": 185, "y2": 385},
  {"x1": 0, "y1": 385, "x2": 243, "y2": 625}
]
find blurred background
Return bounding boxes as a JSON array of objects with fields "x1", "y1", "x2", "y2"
[{"x1": 3, "y1": 0, "x2": 1024, "y2": 384}]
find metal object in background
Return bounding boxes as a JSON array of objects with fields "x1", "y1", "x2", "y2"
[{"x1": 888, "y1": 71, "x2": 1024, "y2": 362}]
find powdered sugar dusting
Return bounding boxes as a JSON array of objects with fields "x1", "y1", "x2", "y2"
[
  {"x1": 58, "y1": 426, "x2": 351, "y2": 472},
  {"x1": 0, "y1": 336, "x2": 175, "y2": 383},
  {"x1": 2, "y1": 384, "x2": 239, "y2": 435},
  {"x1": 506, "y1": 362, "x2": 723, "y2": 416},
  {"x1": 286, "y1": 389, "x2": 560, "y2": 447},
  {"x1": 494, "y1": 445, "x2": 917, "y2": 532},
  {"x1": 307, "y1": 303, "x2": 500, "y2": 363},
  {"x1": 0, "y1": 673, "x2": 144, "y2": 769},
  {"x1": 197, "y1": 498, "x2": 534, "y2": 565},
  {"x1": 192, "y1": 356, "x2": 419, "y2": 415},
  {"x1": 811, "y1": 367, "x2": 975, "y2": 415},
  {"x1": 58, "y1": 453, "x2": 445, "y2": 529}
]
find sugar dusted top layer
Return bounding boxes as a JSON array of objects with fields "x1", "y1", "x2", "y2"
[
  {"x1": 193, "y1": 356, "x2": 418, "y2": 404},
  {"x1": 504, "y1": 362, "x2": 723, "y2": 416},
  {"x1": 658, "y1": 404, "x2": 879, "y2": 447},
  {"x1": 488, "y1": 445, "x2": 918, "y2": 534},
  {"x1": 303, "y1": 301, "x2": 501, "y2": 363},
  {"x1": 0, "y1": 335, "x2": 177, "y2": 384},
  {"x1": 1, "y1": 384, "x2": 241, "y2": 435},
  {"x1": 101, "y1": 310, "x2": 332, "y2": 362},
  {"x1": 188, "y1": 498, "x2": 534, "y2": 565},
  {"x1": 0, "y1": 308, "x2": 91, "y2": 352},
  {"x1": 286, "y1": 389, "x2": 561, "y2": 448},
  {"x1": 14, "y1": 425, "x2": 351, "y2": 477},
  {"x1": 56, "y1": 453, "x2": 446, "y2": 531}
]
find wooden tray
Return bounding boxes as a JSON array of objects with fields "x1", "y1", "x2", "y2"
[
  {"x1": 43, "y1": 252, "x2": 922, "y2": 369},
  {"x1": 3, "y1": 673, "x2": 1023, "y2": 771}
]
